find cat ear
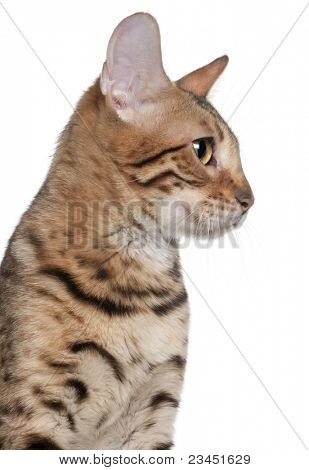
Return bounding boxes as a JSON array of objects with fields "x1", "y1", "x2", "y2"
[
  {"x1": 176, "y1": 55, "x2": 229, "y2": 96},
  {"x1": 100, "y1": 13, "x2": 170, "y2": 121}
]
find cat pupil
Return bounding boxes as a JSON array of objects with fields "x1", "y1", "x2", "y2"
[
  {"x1": 197, "y1": 139, "x2": 206, "y2": 158},
  {"x1": 193, "y1": 138, "x2": 209, "y2": 159}
]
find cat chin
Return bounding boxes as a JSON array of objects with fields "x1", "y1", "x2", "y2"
[{"x1": 185, "y1": 224, "x2": 237, "y2": 241}]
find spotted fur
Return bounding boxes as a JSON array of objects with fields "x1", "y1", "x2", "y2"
[{"x1": 0, "y1": 13, "x2": 253, "y2": 449}]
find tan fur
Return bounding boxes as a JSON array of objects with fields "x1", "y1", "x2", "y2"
[{"x1": 0, "y1": 14, "x2": 253, "y2": 450}]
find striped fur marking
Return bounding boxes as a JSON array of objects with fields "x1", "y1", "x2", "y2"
[
  {"x1": 25, "y1": 434, "x2": 62, "y2": 450},
  {"x1": 150, "y1": 392, "x2": 179, "y2": 409},
  {"x1": 70, "y1": 341, "x2": 124, "y2": 382},
  {"x1": 41, "y1": 267, "x2": 133, "y2": 315},
  {"x1": 152, "y1": 290, "x2": 188, "y2": 316},
  {"x1": 137, "y1": 170, "x2": 196, "y2": 187},
  {"x1": 132, "y1": 145, "x2": 186, "y2": 167},
  {"x1": 65, "y1": 378, "x2": 88, "y2": 401},
  {"x1": 152, "y1": 441, "x2": 173, "y2": 450}
]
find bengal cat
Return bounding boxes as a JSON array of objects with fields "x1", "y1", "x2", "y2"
[{"x1": 0, "y1": 13, "x2": 253, "y2": 450}]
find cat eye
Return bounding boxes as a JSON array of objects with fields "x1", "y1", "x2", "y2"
[{"x1": 192, "y1": 137, "x2": 214, "y2": 165}]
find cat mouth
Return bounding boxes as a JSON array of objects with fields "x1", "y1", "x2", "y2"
[
  {"x1": 174, "y1": 209, "x2": 242, "y2": 240},
  {"x1": 197, "y1": 207, "x2": 244, "y2": 239},
  {"x1": 232, "y1": 212, "x2": 247, "y2": 229}
]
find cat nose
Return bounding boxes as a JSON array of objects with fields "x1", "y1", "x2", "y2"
[{"x1": 235, "y1": 188, "x2": 254, "y2": 212}]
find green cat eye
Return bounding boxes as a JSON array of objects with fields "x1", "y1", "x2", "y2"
[{"x1": 192, "y1": 137, "x2": 214, "y2": 165}]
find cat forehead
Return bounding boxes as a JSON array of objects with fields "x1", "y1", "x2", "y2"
[
  {"x1": 145, "y1": 89, "x2": 232, "y2": 144},
  {"x1": 186, "y1": 92, "x2": 239, "y2": 147}
]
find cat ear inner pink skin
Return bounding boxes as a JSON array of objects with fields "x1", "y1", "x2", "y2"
[
  {"x1": 100, "y1": 12, "x2": 171, "y2": 121},
  {"x1": 176, "y1": 55, "x2": 229, "y2": 96}
]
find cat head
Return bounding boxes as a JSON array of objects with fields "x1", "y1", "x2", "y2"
[{"x1": 99, "y1": 13, "x2": 253, "y2": 240}]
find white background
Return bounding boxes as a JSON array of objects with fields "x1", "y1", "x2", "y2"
[{"x1": 0, "y1": 0, "x2": 309, "y2": 468}]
